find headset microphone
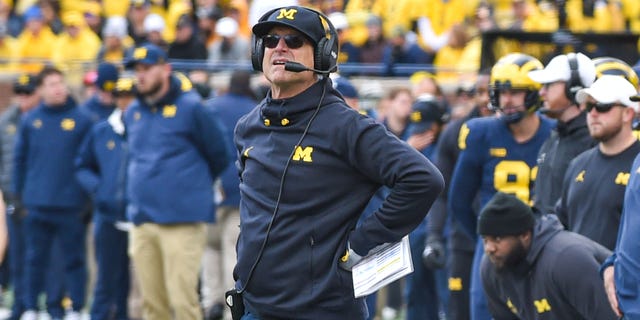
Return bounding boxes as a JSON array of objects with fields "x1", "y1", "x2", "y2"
[{"x1": 284, "y1": 61, "x2": 333, "y2": 74}]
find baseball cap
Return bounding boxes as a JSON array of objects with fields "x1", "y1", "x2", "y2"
[
  {"x1": 477, "y1": 192, "x2": 535, "y2": 237},
  {"x1": 103, "y1": 16, "x2": 128, "y2": 38},
  {"x1": 215, "y1": 17, "x2": 238, "y2": 38},
  {"x1": 113, "y1": 75, "x2": 137, "y2": 96},
  {"x1": 62, "y1": 12, "x2": 85, "y2": 27},
  {"x1": 125, "y1": 43, "x2": 167, "y2": 68},
  {"x1": 176, "y1": 14, "x2": 193, "y2": 29},
  {"x1": 332, "y1": 76, "x2": 358, "y2": 98},
  {"x1": 24, "y1": 5, "x2": 44, "y2": 22},
  {"x1": 252, "y1": 6, "x2": 328, "y2": 45},
  {"x1": 576, "y1": 75, "x2": 639, "y2": 111},
  {"x1": 409, "y1": 98, "x2": 448, "y2": 133},
  {"x1": 328, "y1": 12, "x2": 348, "y2": 31},
  {"x1": 96, "y1": 62, "x2": 120, "y2": 92},
  {"x1": 143, "y1": 13, "x2": 165, "y2": 33},
  {"x1": 409, "y1": 71, "x2": 436, "y2": 85},
  {"x1": 13, "y1": 73, "x2": 37, "y2": 94},
  {"x1": 528, "y1": 52, "x2": 596, "y2": 86}
]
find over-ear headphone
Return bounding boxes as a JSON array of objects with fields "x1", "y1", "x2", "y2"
[
  {"x1": 565, "y1": 53, "x2": 583, "y2": 104},
  {"x1": 251, "y1": 7, "x2": 339, "y2": 74}
]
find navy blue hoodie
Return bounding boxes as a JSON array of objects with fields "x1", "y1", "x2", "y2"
[
  {"x1": 123, "y1": 74, "x2": 229, "y2": 225},
  {"x1": 79, "y1": 94, "x2": 116, "y2": 123},
  {"x1": 234, "y1": 79, "x2": 444, "y2": 319},
  {"x1": 13, "y1": 98, "x2": 93, "y2": 209},
  {"x1": 75, "y1": 110, "x2": 128, "y2": 222},
  {"x1": 481, "y1": 215, "x2": 615, "y2": 320}
]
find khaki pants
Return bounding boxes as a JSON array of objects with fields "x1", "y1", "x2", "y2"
[
  {"x1": 201, "y1": 206, "x2": 241, "y2": 320},
  {"x1": 130, "y1": 223, "x2": 207, "y2": 320}
]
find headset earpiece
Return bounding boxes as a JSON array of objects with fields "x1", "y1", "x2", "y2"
[
  {"x1": 565, "y1": 53, "x2": 583, "y2": 104},
  {"x1": 314, "y1": 13, "x2": 338, "y2": 72},
  {"x1": 250, "y1": 7, "x2": 339, "y2": 74},
  {"x1": 251, "y1": 35, "x2": 265, "y2": 72}
]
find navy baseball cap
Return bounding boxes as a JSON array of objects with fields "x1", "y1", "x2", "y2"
[
  {"x1": 95, "y1": 62, "x2": 119, "y2": 92},
  {"x1": 113, "y1": 75, "x2": 137, "y2": 96},
  {"x1": 409, "y1": 99, "x2": 448, "y2": 133},
  {"x1": 333, "y1": 77, "x2": 358, "y2": 98},
  {"x1": 125, "y1": 43, "x2": 167, "y2": 69},
  {"x1": 252, "y1": 6, "x2": 327, "y2": 45},
  {"x1": 13, "y1": 73, "x2": 37, "y2": 94}
]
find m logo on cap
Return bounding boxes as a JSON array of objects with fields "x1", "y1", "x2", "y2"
[
  {"x1": 277, "y1": 8, "x2": 297, "y2": 20},
  {"x1": 410, "y1": 111, "x2": 422, "y2": 123},
  {"x1": 19, "y1": 74, "x2": 30, "y2": 85},
  {"x1": 133, "y1": 47, "x2": 148, "y2": 59}
]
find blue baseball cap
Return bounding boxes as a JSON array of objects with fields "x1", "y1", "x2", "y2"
[
  {"x1": 409, "y1": 99, "x2": 448, "y2": 133},
  {"x1": 113, "y1": 75, "x2": 137, "y2": 96},
  {"x1": 333, "y1": 77, "x2": 358, "y2": 98},
  {"x1": 125, "y1": 43, "x2": 167, "y2": 69},
  {"x1": 95, "y1": 62, "x2": 120, "y2": 92},
  {"x1": 24, "y1": 5, "x2": 44, "y2": 22},
  {"x1": 13, "y1": 73, "x2": 37, "y2": 94},
  {"x1": 252, "y1": 6, "x2": 328, "y2": 45}
]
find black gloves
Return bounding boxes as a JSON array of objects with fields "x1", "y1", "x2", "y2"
[{"x1": 422, "y1": 235, "x2": 446, "y2": 269}]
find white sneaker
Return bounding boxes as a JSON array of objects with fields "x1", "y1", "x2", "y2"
[
  {"x1": 20, "y1": 310, "x2": 38, "y2": 320},
  {"x1": 64, "y1": 311, "x2": 81, "y2": 320}
]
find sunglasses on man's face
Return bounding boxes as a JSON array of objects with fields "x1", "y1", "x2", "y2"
[
  {"x1": 262, "y1": 34, "x2": 306, "y2": 49},
  {"x1": 585, "y1": 102, "x2": 623, "y2": 113}
]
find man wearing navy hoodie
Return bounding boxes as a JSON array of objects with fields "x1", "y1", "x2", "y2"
[
  {"x1": 124, "y1": 43, "x2": 229, "y2": 320},
  {"x1": 233, "y1": 6, "x2": 444, "y2": 320},
  {"x1": 75, "y1": 75, "x2": 136, "y2": 320},
  {"x1": 13, "y1": 66, "x2": 93, "y2": 320}
]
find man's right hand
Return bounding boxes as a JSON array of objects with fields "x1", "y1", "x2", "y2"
[{"x1": 603, "y1": 265, "x2": 622, "y2": 318}]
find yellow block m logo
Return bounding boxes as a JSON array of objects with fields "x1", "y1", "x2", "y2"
[
  {"x1": 533, "y1": 299, "x2": 551, "y2": 313},
  {"x1": 277, "y1": 8, "x2": 298, "y2": 20},
  {"x1": 133, "y1": 47, "x2": 147, "y2": 59},
  {"x1": 615, "y1": 172, "x2": 631, "y2": 185},
  {"x1": 292, "y1": 146, "x2": 313, "y2": 162}
]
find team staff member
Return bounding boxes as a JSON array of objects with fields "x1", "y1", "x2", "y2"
[
  {"x1": 124, "y1": 43, "x2": 229, "y2": 320},
  {"x1": 13, "y1": 66, "x2": 93, "y2": 320},
  {"x1": 479, "y1": 192, "x2": 616, "y2": 320},
  {"x1": 234, "y1": 6, "x2": 444, "y2": 319},
  {"x1": 79, "y1": 62, "x2": 119, "y2": 122},
  {"x1": 528, "y1": 52, "x2": 597, "y2": 214},
  {"x1": 449, "y1": 53, "x2": 554, "y2": 320},
  {"x1": 602, "y1": 115, "x2": 640, "y2": 318},
  {"x1": 424, "y1": 69, "x2": 493, "y2": 320},
  {"x1": 75, "y1": 75, "x2": 136, "y2": 320},
  {"x1": 405, "y1": 98, "x2": 449, "y2": 320},
  {"x1": 555, "y1": 76, "x2": 640, "y2": 250},
  {"x1": 0, "y1": 74, "x2": 58, "y2": 320}
]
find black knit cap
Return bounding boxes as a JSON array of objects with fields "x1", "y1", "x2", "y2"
[{"x1": 477, "y1": 192, "x2": 535, "y2": 236}]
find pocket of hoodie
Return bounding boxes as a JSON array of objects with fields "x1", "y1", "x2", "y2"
[{"x1": 616, "y1": 262, "x2": 638, "y2": 298}]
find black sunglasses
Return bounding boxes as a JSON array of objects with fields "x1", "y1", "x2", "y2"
[
  {"x1": 262, "y1": 34, "x2": 306, "y2": 49},
  {"x1": 585, "y1": 102, "x2": 623, "y2": 113}
]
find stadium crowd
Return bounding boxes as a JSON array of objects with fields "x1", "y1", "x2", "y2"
[{"x1": 1, "y1": 1, "x2": 640, "y2": 320}]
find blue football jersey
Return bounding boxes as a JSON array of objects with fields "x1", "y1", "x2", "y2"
[{"x1": 449, "y1": 115, "x2": 555, "y2": 237}]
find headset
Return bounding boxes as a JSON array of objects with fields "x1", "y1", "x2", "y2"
[
  {"x1": 565, "y1": 52, "x2": 583, "y2": 104},
  {"x1": 251, "y1": 7, "x2": 339, "y2": 74}
]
